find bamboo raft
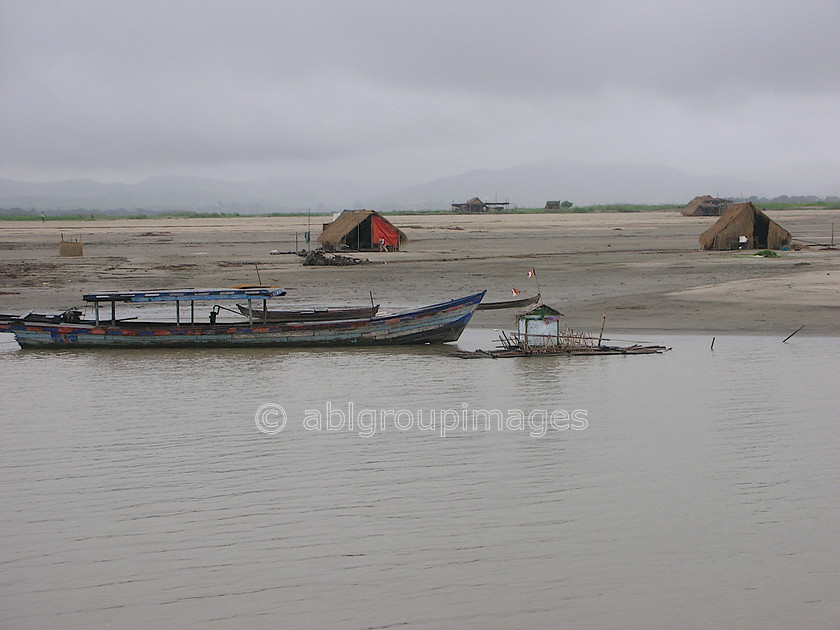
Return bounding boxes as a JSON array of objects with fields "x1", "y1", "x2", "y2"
[{"x1": 453, "y1": 328, "x2": 668, "y2": 359}]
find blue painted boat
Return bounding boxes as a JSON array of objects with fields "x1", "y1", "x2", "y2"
[{"x1": 0, "y1": 289, "x2": 485, "y2": 349}]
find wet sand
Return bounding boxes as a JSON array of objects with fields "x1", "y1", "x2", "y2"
[{"x1": 1, "y1": 209, "x2": 838, "y2": 335}]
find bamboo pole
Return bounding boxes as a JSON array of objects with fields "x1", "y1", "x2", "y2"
[
  {"x1": 782, "y1": 325, "x2": 804, "y2": 343},
  {"x1": 598, "y1": 313, "x2": 606, "y2": 346}
]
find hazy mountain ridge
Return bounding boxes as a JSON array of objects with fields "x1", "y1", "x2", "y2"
[
  {"x1": 1, "y1": 162, "x2": 835, "y2": 213},
  {"x1": 372, "y1": 162, "x2": 779, "y2": 210},
  {"x1": 0, "y1": 175, "x2": 404, "y2": 212}
]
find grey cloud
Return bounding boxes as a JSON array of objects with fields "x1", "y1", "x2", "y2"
[{"x1": 0, "y1": 0, "x2": 838, "y2": 190}]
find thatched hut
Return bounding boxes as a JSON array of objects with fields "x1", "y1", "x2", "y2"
[
  {"x1": 451, "y1": 197, "x2": 509, "y2": 213},
  {"x1": 699, "y1": 202, "x2": 791, "y2": 250},
  {"x1": 681, "y1": 195, "x2": 731, "y2": 216},
  {"x1": 318, "y1": 210, "x2": 407, "y2": 252}
]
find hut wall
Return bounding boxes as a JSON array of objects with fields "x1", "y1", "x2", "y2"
[
  {"x1": 518, "y1": 316, "x2": 561, "y2": 347},
  {"x1": 699, "y1": 203, "x2": 792, "y2": 250},
  {"x1": 59, "y1": 241, "x2": 84, "y2": 256},
  {"x1": 767, "y1": 222, "x2": 792, "y2": 249}
]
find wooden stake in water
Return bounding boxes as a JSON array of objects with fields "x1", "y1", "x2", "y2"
[
  {"x1": 598, "y1": 313, "x2": 606, "y2": 346},
  {"x1": 782, "y1": 325, "x2": 804, "y2": 343}
]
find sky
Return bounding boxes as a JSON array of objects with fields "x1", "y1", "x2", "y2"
[{"x1": 1, "y1": 0, "x2": 838, "y2": 192}]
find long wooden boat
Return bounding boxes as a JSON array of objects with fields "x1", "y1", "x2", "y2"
[
  {"x1": 0, "y1": 288, "x2": 485, "y2": 348},
  {"x1": 235, "y1": 303, "x2": 379, "y2": 322},
  {"x1": 476, "y1": 293, "x2": 540, "y2": 311}
]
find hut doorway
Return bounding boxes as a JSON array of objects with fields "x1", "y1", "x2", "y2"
[{"x1": 752, "y1": 211, "x2": 771, "y2": 248}]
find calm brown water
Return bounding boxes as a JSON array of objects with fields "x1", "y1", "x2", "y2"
[{"x1": 1, "y1": 330, "x2": 838, "y2": 628}]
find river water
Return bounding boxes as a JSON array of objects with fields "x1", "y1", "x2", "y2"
[{"x1": 1, "y1": 330, "x2": 838, "y2": 628}]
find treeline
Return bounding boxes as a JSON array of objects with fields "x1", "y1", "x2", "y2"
[
  {"x1": 0, "y1": 209, "x2": 309, "y2": 220},
  {"x1": 1, "y1": 196, "x2": 839, "y2": 219},
  {"x1": 747, "y1": 195, "x2": 840, "y2": 205}
]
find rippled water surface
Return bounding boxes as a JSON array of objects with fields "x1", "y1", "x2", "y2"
[{"x1": 1, "y1": 330, "x2": 838, "y2": 628}]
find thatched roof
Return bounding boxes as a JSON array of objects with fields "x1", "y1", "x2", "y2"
[
  {"x1": 317, "y1": 210, "x2": 407, "y2": 250},
  {"x1": 699, "y1": 202, "x2": 791, "y2": 250},
  {"x1": 681, "y1": 195, "x2": 731, "y2": 216},
  {"x1": 451, "y1": 197, "x2": 509, "y2": 212}
]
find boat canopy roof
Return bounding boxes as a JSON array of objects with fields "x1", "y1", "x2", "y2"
[{"x1": 82, "y1": 288, "x2": 287, "y2": 303}]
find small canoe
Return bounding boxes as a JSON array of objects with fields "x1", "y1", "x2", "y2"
[
  {"x1": 236, "y1": 303, "x2": 379, "y2": 322},
  {"x1": 476, "y1": 293, "x2": 540, "y2": 311}
]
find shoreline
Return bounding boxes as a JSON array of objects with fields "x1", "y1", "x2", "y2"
[{"x1": 1, "y1": 210, "x2": 838, "y2": 337}]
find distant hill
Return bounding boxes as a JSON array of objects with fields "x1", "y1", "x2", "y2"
[
  {"x1": 0, "y1": 175, "x2": 403, "y2": 213},
  {"x1": 370, "y1": 162, "x2": 785, "y2": 210},
  {"x1": 0, "y1": 162, "x2": 828, "y2": 213}
]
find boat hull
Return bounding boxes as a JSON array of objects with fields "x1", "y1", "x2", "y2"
[
  {"x1": 476, "y1": 294, "x2": 540, "y2": 311},
  {"x1": 0, "y1": 292, "x2": 484, "y2": 349}
]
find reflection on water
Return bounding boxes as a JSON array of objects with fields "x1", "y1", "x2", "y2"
[{"x1": 0, "y1": 331, "x2": 838, "y2": 628}]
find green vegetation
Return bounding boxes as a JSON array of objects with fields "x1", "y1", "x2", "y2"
[
  {"x1": 747, "y1": 195, "x2": 840, "y2": 209},
  {"x1": 755, "y1": 249, "x2": 779, "y2": 257},
  {"x1": 0, "y1": 210, "x2": 321, "y2": 221},
  {"x1": 494, "y1": 203, "x2": 682, "y2": 214},
  {"x1": 748, "y1": 201, "x2": 840, "y2": 210},
  {"x1": 0, "y1": 199, "x2": 837, "y2": 221},
  {"x1": 379, "y1": 209, "x2": 453, "y2": 216}
]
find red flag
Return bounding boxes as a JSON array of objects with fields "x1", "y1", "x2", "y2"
[
  {"x1": 511, "y1": 288, "x2": 520, "y2": 296},
  {"x1": 527, "y1": 268, "x2": 536, "y2": 278}
]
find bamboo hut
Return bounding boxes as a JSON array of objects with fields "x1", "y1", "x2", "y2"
[
  {"x1": 681, "y1": 195, "x2": 731, "y2": 216},
  {"x1": 451, "y1": 197, "x2": 509, "y2": 213},
  {"x1": 699, "y1": 202, "x2": 791, "y2": 250}
]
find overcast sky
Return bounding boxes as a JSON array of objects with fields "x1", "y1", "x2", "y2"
[{"x1": 1, "y1": 0, "x2": 838, "y2": 191}]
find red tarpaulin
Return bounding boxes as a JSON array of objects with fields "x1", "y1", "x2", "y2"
[{"x1": 371, "y1": 215, "x2": 400, "y2": 248}]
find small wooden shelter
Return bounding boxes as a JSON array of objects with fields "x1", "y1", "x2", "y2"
[
  {"x1": 59, "y1": 233, "x2": 84, "y2": 257},
  {"x1": 517, "y1": 304, "x2": 563, "y2": 348},
  {"x1": 451, "y1": 197, "x2": 509, "y2": 213},
  {"x1": 318, "y1": 210, "x2": 407, "y2": 252},
  {"x1": 681, "y1": 195, "x2": 731, "y2": 216},
  {"x1": 699, "y1": 202, "x2": 791, "y2": 250}
]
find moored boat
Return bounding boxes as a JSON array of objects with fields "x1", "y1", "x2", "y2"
[
  {"x1": 235, "y1": 303, "x2": 379, "y2": 322},
  {"x1": 0, "y1": 289, "x2": 485, "y2": 348},
  {"x1": 476, "y1": 293, "x2": 540, "y2": 311}
]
